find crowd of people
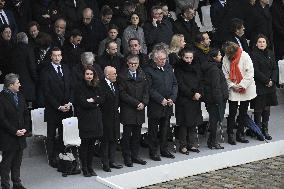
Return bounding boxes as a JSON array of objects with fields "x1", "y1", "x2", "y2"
[{"x1": 0, "y1": 0, "x2": 283, "y2": 188}]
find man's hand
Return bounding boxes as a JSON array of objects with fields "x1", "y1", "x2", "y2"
[
  {"x1": 192, "y1": 93, "x2": 201, "y2": 101},
  {"x1": 266, "y1": 80, "x2": 273, "y2": 87},
  {"x1": 16, "y1": 129, "x2": 26, "y2": 136},
  {"x1": 161, "y1": 98, "x2": 168, "y2": 106},
  {"x1": 87, "y1": 98, "x2": 95, "y2": 103},
  {"x1": 167, "y1": 99, "x2": 174, "y2": 106},
  {"x1": 137, "y1": 103, "x2": 145, "y2": 110},
  {"x1": 42, "y1": 14, "x2": 50, "y2": 19}
]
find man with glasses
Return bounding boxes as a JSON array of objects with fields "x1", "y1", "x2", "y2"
[
  {"x1": 173, "y1": 4, "x2": 200, "y2": 49},
  {"x1": 118, "y1": 54, "x2": 149, "y2": 167},
  {"x1": 143, "y1": 5, "x2": 174, "y2": 52}
]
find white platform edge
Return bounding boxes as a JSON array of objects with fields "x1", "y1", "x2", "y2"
[{"x1": 98, "y1": 140, "x2": 284, "y2": 189}]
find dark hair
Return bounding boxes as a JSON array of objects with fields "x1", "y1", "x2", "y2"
[
  {"x1": 128, "y1": 37, "x2": 140, "y2": 46},
  {"x1": 36, "y1": 32, "x2": 52, "y2": 47},
  {"x1": 181, "y1": 4, "x2": 194, "y2": 14},
  {"x1": 0, "y1": 24, "x2": 11, "y2": 34},
  {"x1": 254, "y1": 34, "x2": 269, "y2": 49},
  {"x1": 230, "y1": 18, "x2": 244, "y2": 33},
  {"x1": 179, "y1": 48, "x2": 194, "y2": 58},
  {"x1": 209, "y1": 48, "x2": 220, "y2": 59},
  {"x1": 195, "y1": 32, "x2": 207, "y2": 44},
  {"x1": 108, "y1": 24, "x2": 119, "y2": 32},
  {"x1": 51, "y1": 46, "x2": 62, "y2": 53},
  {"x1": 83, "y1": 65, "x2": 99, "y2": 87},
  {"x1": 70, "y1": 29, "x2": 82, "y2": 38},
  {"x1": 27, "y1": 21, "x2": 40, "y2": 31},
  {"x1": 151, "y1": 5, "x2": 162, "y2": 13},
  {"x1": 101, "y1": 5, "x2": 113, "y2": 16}
]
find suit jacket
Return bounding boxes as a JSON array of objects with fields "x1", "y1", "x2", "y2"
[
  {"x1": 41, "y1": 63, "x2": 73, "y2": 123},
  {"x1": 100, "y1": 79, "x2": 120, "y2": 141},
  {"x1": 0, "y1": 91, "x2": 29, "y2": 151}
]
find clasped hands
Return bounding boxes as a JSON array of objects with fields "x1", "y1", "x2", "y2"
[
  {"x1": 59, "y1": 102, "x2": 72, "y2": 112},
  {"x1": 232, "y1": 84, "x2": 245, "y2": 93},
  {"x1": 161, "y1": 98, "x2": 174, "y2": 107},
  {"x1": 16, "y1": 129, "x2": 27, "y2": 136}
]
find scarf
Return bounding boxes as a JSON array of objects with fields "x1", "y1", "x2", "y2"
[
  {"x1": 229, "y1": 47, "x2": 243, "y2": 84},
  {"x1": 195, "y1": 43, "x2": 210, "y2": 54}
]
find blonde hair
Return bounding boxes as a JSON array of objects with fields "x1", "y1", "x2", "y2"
[{"x1": 169, "y1": 34, "x2": 185, "y2": 54}]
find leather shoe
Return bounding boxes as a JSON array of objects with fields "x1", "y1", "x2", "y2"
[
  {"x1": 13, "y1": 183, "x2": 26, "y2": 189},
  {"x1": 208, "y1": 143, "x2": 224, "y2": 150},
  {"x1": 188, "y1": 147, "x2": 200, "y2": 153},
  {"x1": 124, "y1": 159, "x2": 133, "y2": 167},
  {"x1": 109, "y1": 162, "x2": 123, "y2": 169},
  {"x1": 102, "y1": 164, "x2": 111, "y2": 172},
  {"x1": 236, "y1": 136, "x2": 249, "y2": 143},
  {"x1": 149, "y1": 154, "x2": 161, "y2": 161},
  {"x1": 160, "y1": 151, "x2": 175, "y2": 159},
  {"x1": 228, "y1": 134, "x2": 236, "y2": 145},
  {"x1": 88, "y1": 168, "x2": 97, "y2": 176},
  {"x1": 132, "y1": 158, "x2": 147, "y2": 165}
]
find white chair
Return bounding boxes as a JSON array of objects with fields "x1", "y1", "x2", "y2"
[
  {"x1": 278, "y1": 60, "x2": 284, "y2": 85},
  {"x1": 0, "y1": 84, "x2": 3, "y2": 91},
  {"x1": 62, "y1": 117, "x2": 81, "y2": 147},
  {"x1": 31, "y1": 108, "x2": 47, "y2": 137}
]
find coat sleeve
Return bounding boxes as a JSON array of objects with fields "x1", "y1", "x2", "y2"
[
  {"x1": 142, "y1": 75, "x2": 149, "y2": 105},
  {"x1": 222, "y1": 57, "x2": 235, "y2": 89},
  {"x1": 143, "y1": 22, "x2": 158, "y2": 48},
  {"x1": 270, "y1": 53, "x2": 279, "y2": 83},
  {"x1": 0, "y1": 100, "x2": 18, "y2": 135},
  {"x1": 118, "y1": 78, "x2": 140, "y2": 107},
  {"x1": 238, "y1": 53, "x2": 254, "y2": 89},
  {"x1": 170, "y1": 71, "x2": 178, "y2": 102},
  {"x1": 74, "y1": 85, "x2": 101, "y2": 109},
  {"x1": 145, "y1": 69, "x2": 165, "y2": 104},
  {"x1": 174, "y1": 68, "x2": 194, "y2": 98},
  {"x1": 210, "y1": 68, "x2": 223, "y2": 104},
  {"x1": 252, "y1": 53, "x2": 270, "y2": 85}
]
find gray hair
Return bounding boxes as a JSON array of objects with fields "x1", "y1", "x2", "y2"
[
  {"x1": 81, "y1": 52, "x2": 95, "y2": 66},
  {"x1": 4, "y1": 73, "x2": 19, "y2": 88},
  {"x1": 126, "y1": 54, "x2": 139, "y2": 63},
  {"x1": 149, "y1": 42, "x2": 169, "y2": 60},
  {"x1": 16, "y1": 32, "x2": 28, "y2": 44}
]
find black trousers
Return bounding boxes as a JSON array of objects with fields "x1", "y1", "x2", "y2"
[
  {"x1": 148, "y1": 116, "x2": 170, "y2": 155},
  {"x1": 227, "y1": 100, "x2": 249, "y2": 135},
  {"x1": 0, "y1": 148, "x2": 23, "y2": 188},
  {"x1": 100, "y1": 140, "x2": 117, "y2": 166},
  {"x1": 121, "y1": 124, "x2": 142, "y2": 160},
  {"x1": 46, "y1": 121, "x2": 64, "y2": 159},
  {"x1": 80, "y1": 138, "x2": 96, "y2": 169}
]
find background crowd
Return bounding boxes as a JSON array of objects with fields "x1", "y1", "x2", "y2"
[{"x1": 0, "y1": 0, "x2": 283, "y2": 188}]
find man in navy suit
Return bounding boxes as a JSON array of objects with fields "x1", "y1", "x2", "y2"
[
  {"x1": 0, "y1": 0, "x2": 18, "y2": 37},
  {"x1": 41, "y1": 47, "x2": 73, "y2": 168}
]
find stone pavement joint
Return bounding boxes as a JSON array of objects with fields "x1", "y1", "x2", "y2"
[{"x1": 141, "y1": 156, "x2": 284, "y2": 189}]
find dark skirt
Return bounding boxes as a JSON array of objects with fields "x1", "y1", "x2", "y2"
[{"x1": 252, "y1": 93, "x2": 278, "y2": 110}]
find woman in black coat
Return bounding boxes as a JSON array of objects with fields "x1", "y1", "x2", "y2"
[
  {"x1": 175, "y1": 48, "x2": 203, "y2": 155},
  {"x1": 202, "y1": 48, "x2": 228, "y2": 149},
  {"x1": 251, "y1": 34, "x2": 278, "y2": 140},
  {"x1": 74, "y1": 66, "x2": 105, "y2": 177}
]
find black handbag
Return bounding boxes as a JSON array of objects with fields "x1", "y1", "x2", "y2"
[{"x1": 57, "y1": 149, "x2": 81, "y2": 177}]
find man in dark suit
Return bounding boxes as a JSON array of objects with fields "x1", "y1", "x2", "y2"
[
  {"x1": 119, "y1": 54, "x2": 149, "y2": 167},
  {"x1": 144, "y1": 47, "x2": 178, "y2": 161},
  {"x1": 51, "y1": 18, "x2": 67, "y2": 49},
  {"x1": 0, "y1": 73, "x2": 29, "y2": 189},
  {"x1": 0, "y1": 0, "x2": 18, "y2": 37},
  {"x1": 41, "y1": 47, "x2": 73, "y2": 168},
  {"x1": 100, "y1": 66, "x2": 123, "y2": 172},
  {"x1": 226, "y1": 18, "x2": 249, "y2": 53}
]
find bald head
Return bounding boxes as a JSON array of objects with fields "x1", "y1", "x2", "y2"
[
  {"x1": 83, "y1": 8, "x2": 94, "y2": 25},
  {"x1": 104, "y1": 66, "x2": 117, "y2": 82}
]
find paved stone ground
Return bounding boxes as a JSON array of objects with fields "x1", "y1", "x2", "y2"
[{"x1": 141, "y1": 156, "x2": 284, "y2": 189}]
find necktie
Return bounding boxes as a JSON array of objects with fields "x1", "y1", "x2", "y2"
[
  {"x1": 132, "y1": 73, "x2": 136, "y2": 80},
  {"x1": 110, "y1": 83, "x2": 115, "y2": 93},
  {"x1": 57, "y1": 65, "x2": 63, "y2": 77},
  {"x1": 0, "y1": 12, "x2": 8, "y2": 25}
]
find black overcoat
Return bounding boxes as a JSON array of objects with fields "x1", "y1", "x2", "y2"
[{"x1": 118, "y1": 68, "x2": 149, "y2": 125}]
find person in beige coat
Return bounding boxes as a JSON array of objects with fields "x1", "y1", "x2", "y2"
[{"x1": 222, "y1": 41, "x2": 257, "y2": 145}]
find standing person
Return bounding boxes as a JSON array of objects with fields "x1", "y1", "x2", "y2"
[
  {"x1": 144, "y1": 46, "x2": 178, "y2": 161},
  {"x1": 251, "y1": 35, "x2": 278, "y2": 140},
  {"x1": 74, "y1": 66, "x2": 105, "y2": 177},
  {"x1": 202, "y1": 48, "x2": 228, "y2": 149},
  {"x1": 0, "y1": 73, "x2": 29, "y2": 189},
  {"x1": 168, "y1": 34, "x2": 186, "y2": 68},
  {"x1": 41, "y1": 47, "x2": 73, "y2": 168},
  {"x1": 100, "y1": 66, "x2": 123, "y2": 172},
  {"x1": 222, "y1": 41, "x2": 257, "y2": 145},
  {"x1": 175, "y1": 48, "x2": 203, "y2": 155},
  {"x1": 119, "y1": 54, "x2": 149, "y2": 167},
  {"x1": 122, "y1": 12, "x2": 147, "y2": 55}
]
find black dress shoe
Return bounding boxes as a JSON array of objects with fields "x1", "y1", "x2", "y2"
[
  {"x1": 102, "y1": 164, "x2": 111, "y2": 172},
  {"x1": 132, "y1": 158, "x2": 147, "y2": 165},
  {"x1": 88, "y1": 168, "x2": 97, "y2": 176},
  {"x1": 124, "y1": 159, "x2": 133, "y2": 167},
  {"x1": 109, "y1": 162, "x2": 123, "y2": 169},
  {"x1": 236, "y1": 136, "x2": 249, "y2": 143},
  {"x1": 13, "y1": 183, "x2": 26, "y2": 189},
  {"x1": 188, "y1": 147, "x2": 200, "y2": 153},
  {"x1": 149, "y1": 154, "x2": 161, "y2": 161},
  {"x1": 82, "y1": 169, "x2": 92, "y2": 177},
  {"x1": 228, "y1": 134, "x2": 236, "y2": 145},
  {"x1": 161, "y1": 151, "x2": 175, "y2": 159},
  {"x1": 208, "y1": 143, "x2": 224, "y2": 150},
  {"x1": 179, "y1": 147, "x2": 189, "y2": 155}
]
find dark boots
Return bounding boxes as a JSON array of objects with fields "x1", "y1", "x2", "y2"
[
  {"x1": 262, "y1": 110, "x2": 272, "y2": 140},
  {"x1": 87, "y1": 151, "x2": 97, "y2": 176}
]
